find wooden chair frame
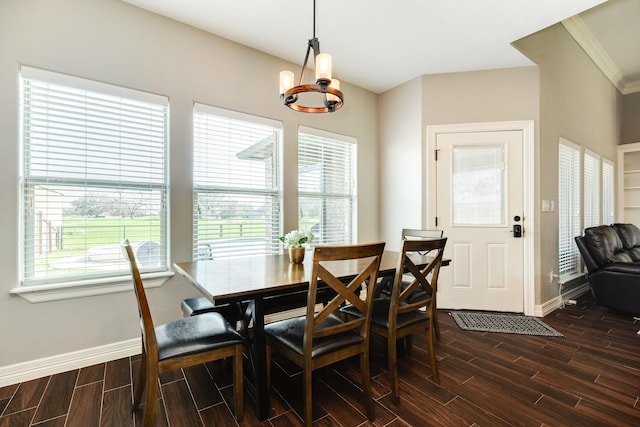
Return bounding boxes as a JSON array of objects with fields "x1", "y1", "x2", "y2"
[
  {"x1": 121, "y1": 240, "x2": 244, "y2": 426},
  {"x1": 379, "y1": 237, "x2": 447, "y2": 402},
  {"x1": 401, "y1": 228, "x2": 444, "y2": 340},
  {"x1": 266, "y1": 242, "x2": 385, "y2": 427}
]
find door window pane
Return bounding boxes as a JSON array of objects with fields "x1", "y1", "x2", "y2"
[{"x1": 452, "y1": 146, "x2": 505, "y2": 226}]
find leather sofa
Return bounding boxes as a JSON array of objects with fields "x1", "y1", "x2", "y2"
[{"x1": 575, "y1": 223, "x2": 640, "y2": 316}]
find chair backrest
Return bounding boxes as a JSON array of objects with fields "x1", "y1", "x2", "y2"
[
  {"x1": 390, "y1": 238, "x2": 447, "y2": 317},
  {"x1": 401, "y1": 228, "x2": 443, "y2": 240},
  {"x1": 306, "y1": 242, "x2": 385, "y2": 347},
  {"x1": 121, "y1": 239, "x2": 159, "y2": 362}
]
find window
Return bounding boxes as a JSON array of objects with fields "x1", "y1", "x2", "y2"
[
  {"x1": 602, "y1": 159, "x2": 614, "y2": 225},
  {"x1": 452, "y1": 145, "x2": 505, "y2": 226},
  {"x1": 583, "y1": 150, "x2": 600, "y2": 228},
  {"x1": 193, "y1": 104, "x2": 282, "y2": 259},
  {"x1": 298, "y1": 127, "x2": 357, "y2": 245},
  {"x1": 558, "y1": 140, "x2": 581, "y2": 278},
  {"x1": 20, "y1": 66, "x2": 169, "y2": 287}
]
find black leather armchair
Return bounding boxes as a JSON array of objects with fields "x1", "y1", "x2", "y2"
[{"x1": 575, "y1": 224, "x2": 640, "y2": 316}]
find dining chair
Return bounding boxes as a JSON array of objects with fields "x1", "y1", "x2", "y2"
[
  {"x1": 402, "y1": 228, "x2": 444, "y2": 340},
  {"x1": 377, "y1": 229, "x2": 445, "y2": 340},
  {"x1": 120, "y1": 240, "x2": 245, "y2": 426},
  {"x1": 342, "y1": 237, "x2": 447, "y2": 402},
  {"x1": 264, "y1": 242, "x2": 386, "y2": 427}
]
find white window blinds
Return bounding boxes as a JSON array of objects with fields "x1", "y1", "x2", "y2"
[
  {"x1": 20, "y1": 66, "x2": 169, "y2": 286},
  {"x1": 193, "y1": 104, "x2": 282, "y2": 259},
  {"x1": 602, "y1": 159, "x2": 614, "y2": 225},
  {"x1": 558, "y1": 140, "x2": 581, "y2": 278},
  {"x1": 584, "y1": 150, "x2": 601, "y2": 228},
  {"x1": 298, "y1": 128, "x2": 357, "y2": 245}
]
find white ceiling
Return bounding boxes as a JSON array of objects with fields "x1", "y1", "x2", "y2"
[{"x1": 123, "y1": 0, "x2": 638, "y2": 94}]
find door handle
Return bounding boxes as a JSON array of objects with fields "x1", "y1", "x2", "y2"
[{"x1": 512, "y1": 224, "x2": 522, "y2": 238}]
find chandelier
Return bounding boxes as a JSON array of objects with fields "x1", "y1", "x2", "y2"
[{"x1": 279, "y1": 0, "x2": 344, "y2": 113}]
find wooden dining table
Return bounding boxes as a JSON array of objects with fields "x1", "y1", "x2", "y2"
[{"x1": 174, "y1": 250, "x2": 448, "y2": 420}]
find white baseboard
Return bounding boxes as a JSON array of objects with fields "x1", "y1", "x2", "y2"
[
  {"x1": 0, "y1": 338, "x2": 140, "y2": 388},
  {"x1": 1, "y1": 286, "x2": 592, "y2": 388},
  {"x1": 535, "y1": 282, "x2": 590, "y2": 317},
  {"x1": 0, "y1": 306, "x2": 310, "y2": 388}
]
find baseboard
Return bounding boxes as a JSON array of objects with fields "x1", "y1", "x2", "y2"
[
  {"x1": 0, "y1": 338, "x2": 140, "y2": 387},
  {"x1": 1, "y1": 285, "x2": 592, "y2": 387},
  {"x1": 535, "y1": 282, "x2": 590, "y2": 317}
]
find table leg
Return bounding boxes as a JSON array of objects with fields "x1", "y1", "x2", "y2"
[{"x1": 240, "y1": 298, "x2": 270, "y2": 420}]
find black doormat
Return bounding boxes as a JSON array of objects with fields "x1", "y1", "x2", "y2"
[{"x1": 450, "y1": 311, "x2": 564, "y2": 337}]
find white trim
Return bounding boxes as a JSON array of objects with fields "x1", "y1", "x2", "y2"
[
  {"x1": 10, "y1": 272, "x2": 174, "y2": 303},
  {"x1": 562, "y1": 16, "x2": 639, "y2": 95},
  {"x1": 21, "y1": 65, "x2": 169, "y2": 104},
  {"x1": 426, "y1": 120, "x2": 536, "y2": 316},
  {"x1": 298, "y1": 125, "x2": 357, "y2": 145},
  {"x1": 535, "y1": 282, "x2": 590, "y2": 317},
  {"x1": 0, "y1": 339, "x2": 140, "y2": 387},
  {"x1": 193, "y1": 102, "x2": 282, "y2": 129}
]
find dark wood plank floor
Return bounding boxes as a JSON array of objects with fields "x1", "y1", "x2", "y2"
[{"x1": 1, "y1": 292, "x2": 638, "y2": 426}]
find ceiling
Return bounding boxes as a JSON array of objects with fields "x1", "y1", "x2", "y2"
[{"x1": 123, "y1": 0, "x2": 639, "y2": 94}]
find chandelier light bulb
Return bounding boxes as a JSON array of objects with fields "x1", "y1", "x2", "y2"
[
  {"x1": 327, "y1": 79, "x2": 340, "y2": 102},
  {"x1": 279, "y1": 70, "x2": 295, "y2": 96},
  {"x1": 315, "y1": 53, "x2": 332, "y2": 83}
]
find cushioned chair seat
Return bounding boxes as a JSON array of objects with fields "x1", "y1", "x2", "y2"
[
  {"x1": 181, "y1": 297, "x2": 220, "y2": 316},
  {"x1": 156, "y1": 312, "x2": 244, "y2": 361},
  {"x1": 341, "y1": 298, "x2": 428, "y2": 330},
  {"x1": 183, "y1": 289, "x2": 335, "y2": 321},
  {"x1": 264, "y1": 313, "x2": 362, "y2": 358}
]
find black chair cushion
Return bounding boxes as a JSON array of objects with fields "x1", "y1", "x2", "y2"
[
  {"x1": 377, "y1": 279, "x2": 431, "y2": 303},
  {"x1": 181, "y1": 297, "x2": 218, "y2": 316},
  {"x1": 583, "y1": 225, "x2": 632, "y2": 266},
  {"x1": 265, "y1": 313, "x2": 362, "y2": 358},
  {"x1": 613, "y1": 223, "x2": 640, "y2": 261},
  {"x1": 341, "y1": 298, "x2": 428, "y2": 329},
  {"x1": 156, "y1": 312, "x2": 243, "y2": 361}
]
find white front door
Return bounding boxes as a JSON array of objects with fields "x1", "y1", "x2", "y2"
[{"x1": 435, "y1": 130, "x2": 524, "y2": 313}]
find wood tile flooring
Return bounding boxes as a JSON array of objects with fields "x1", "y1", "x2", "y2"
[{"x1": 1, "y1": 292, "x2": 638, "y2": 426}]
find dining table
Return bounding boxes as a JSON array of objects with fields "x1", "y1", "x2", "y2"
[{"x1": 174, "y1": 249, "x2": 448, "y2": 420}]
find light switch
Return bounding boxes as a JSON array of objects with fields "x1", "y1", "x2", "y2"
[{"x1": 542, "y1": 200, "x2": 556, "y2": 212}]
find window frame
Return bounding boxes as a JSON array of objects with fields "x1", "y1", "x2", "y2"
[
  {"x1": 297, "y1": 126, "x2": 357, "y2": 245},
  {"x1": 602, "y1": 158, "x2": 615, "y2": 225},
  {"x1": 558, "y1": 138, "x2": 582, "y2": 280},
  {"x1": 192, "y1": 103, "x2": 283, "y2": 260},
  {"x1": 13, "y1": 66, "x2": 172, "y2": 302},
  {"x1": 583, "y1": 149, "x2": 601, "y2": 229},
  {"x1": 558, "y1": 138, "x2": 615, "y2": 283}
]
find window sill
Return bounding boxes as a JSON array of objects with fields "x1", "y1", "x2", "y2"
[
  {"x1": 10, "y1": 271, "x2": 175, "y2": 303},
  {"x1": 559, "y1": 272, "x2": 587, "y2": 286}
]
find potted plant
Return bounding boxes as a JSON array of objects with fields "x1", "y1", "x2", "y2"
[{"x1": 279, "y1": 230, "x2": 314, "y2": 263}]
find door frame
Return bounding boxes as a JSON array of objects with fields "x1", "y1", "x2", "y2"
[{"x1": 425, "y1": 121, "x2": 535, "y2": 316}]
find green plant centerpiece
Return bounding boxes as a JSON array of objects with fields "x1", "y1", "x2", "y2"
[{"x1": 280, "y1": 230, "x2": 314, "y2": 263}]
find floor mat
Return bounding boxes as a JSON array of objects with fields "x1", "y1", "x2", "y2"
[{"x1": 450, "y1": 311, "x2": 564, "y2": 337}]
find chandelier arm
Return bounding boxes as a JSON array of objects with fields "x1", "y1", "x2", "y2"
[{"x1": 298, "y1": 41, "x2": 314, "y2": 86}]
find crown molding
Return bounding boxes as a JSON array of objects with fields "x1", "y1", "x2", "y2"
[{"x1": 562, "y1": 15, "x2": 639, "y2": 95}]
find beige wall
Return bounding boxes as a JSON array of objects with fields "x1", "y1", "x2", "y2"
[
  {"x1": 621, "y1": 92, "x2": 640, "y2": 144},
  {"x1": 0, "y1": 0, "x2": 629, "y2": 374},
  {"x1": 0, "y1": 0, "x2": 378, "y2": 367},
  {"x1": 514, "y1": 23, "x2": 622, "y2": 302},
  {"x1": 378, "y1": 77, "x2": 424, "y2": 248}
]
